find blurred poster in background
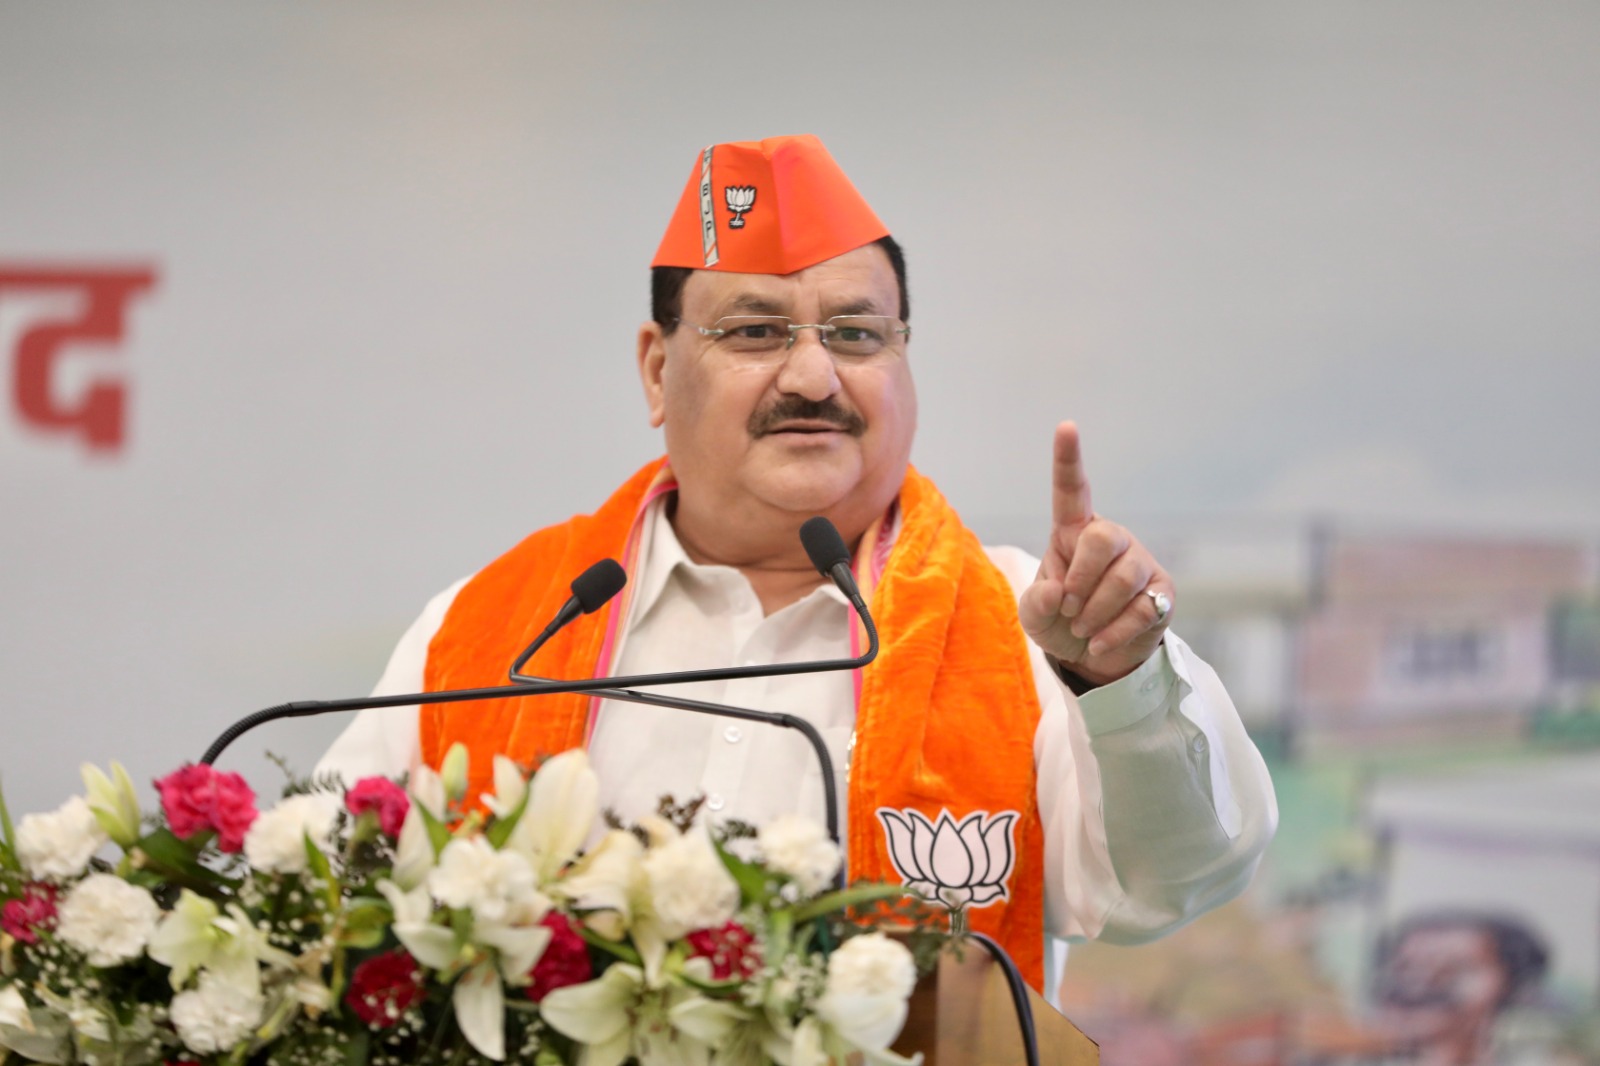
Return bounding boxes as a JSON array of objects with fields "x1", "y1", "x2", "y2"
[{"x1": 3, "y1": 4, "x2": 1597, "y2": 1062}]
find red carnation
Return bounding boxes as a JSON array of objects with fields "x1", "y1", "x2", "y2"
[
  {"x1": 525, "y1": 911, "x2": 592, "y2": 1002},
  {"x1": 345, "y1": 950, "x2": 425, "y2": 1027},
  {"x1": 686, "y1": 921, "x2": 762, "y2": 981},
  {"x1": 1, "y1": 883, "x2": 59, "y2": 945},
  {"x1": 345, "y1": 777, "x2": 410, "y2": 838},
  {"x1": 154, "y1": 764, "x2": 259, "y2": 853}
]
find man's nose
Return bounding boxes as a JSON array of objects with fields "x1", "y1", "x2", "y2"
[{"x1": 774, "y1": 328, "x2": 841, "y2": 400}]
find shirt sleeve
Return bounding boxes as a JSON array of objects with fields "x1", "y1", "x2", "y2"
[
  {"x1": 982, "y1": 544, "x2": 1279, "y2": 945},
  {"x1": 313, "y1": 577, "x2": 470, "y2": 782}
]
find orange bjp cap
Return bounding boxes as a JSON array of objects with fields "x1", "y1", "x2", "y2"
[{"x1": 650, "y1": 134, "x2": 890, "y2": 275}]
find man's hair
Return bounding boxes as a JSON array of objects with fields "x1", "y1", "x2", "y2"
[
  {"x1": 651, "y1": 234, "x2": 909, "y2": 334},
  {"x1": 1373, "y1": 910, "x2": 1550, "y2": 1011}
]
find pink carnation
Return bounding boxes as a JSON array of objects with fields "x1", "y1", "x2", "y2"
[
  {"x1": 345, "y1": 777, "x2": 410, "y2": 838},
  {"x1": 1, "y1": 883, "x2": 59, "y2": 944},
  {"x1": 154, "y1": 764, "x2": 259, "y2": 853},
  {"x1": 524, "y1": 912, "x2": 591, "y2": 1002}
]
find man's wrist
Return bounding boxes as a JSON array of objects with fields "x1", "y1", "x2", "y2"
[{"x1": 1046, "y1": 654, "x2": 1101, "y2": 696}]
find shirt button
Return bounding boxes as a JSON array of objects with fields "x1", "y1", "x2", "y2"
[
  {"x1": 724, "y1": 726, "x2": 742, "y2": 744},
  {"x1": 1141, "y1": 677, "x2": 1160, "y2": 694},
  {"x1": 707, "y1": 794, "x2": 726, "y2": 811},
  {"x1": 1191, "y1": 736, "x2": 1208, "y2": 754}
]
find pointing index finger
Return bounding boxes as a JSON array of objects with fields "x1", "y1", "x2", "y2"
[{"x1": 1053, "y1": 421, "x2": 1093, "y2": 531}]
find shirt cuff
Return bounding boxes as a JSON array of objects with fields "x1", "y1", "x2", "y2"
[{"x1": 1070, "y1": 644, "x2": 1181, "y2": 737}]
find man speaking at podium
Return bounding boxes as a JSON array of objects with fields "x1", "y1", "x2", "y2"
[{"x1": 319, "y1": 134, "x2": 1277, "y2": 997}]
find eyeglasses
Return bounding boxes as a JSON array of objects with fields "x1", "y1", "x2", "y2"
[{"x1": 685, "y1": 315, "x2": 911, "y2": 363}]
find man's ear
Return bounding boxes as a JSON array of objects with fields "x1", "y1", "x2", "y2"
[{"x1": 637, "y1": 322, "x2": 667, "y2": 428}]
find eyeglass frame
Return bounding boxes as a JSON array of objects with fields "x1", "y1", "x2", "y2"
[{"x1": 674, "y1": 314, "x2": 912, "y2": 356}]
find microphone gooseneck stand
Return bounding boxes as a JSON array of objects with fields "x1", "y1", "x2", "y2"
[{"x1": 200, "y1": 520, "x2": 878, "y2": 861}]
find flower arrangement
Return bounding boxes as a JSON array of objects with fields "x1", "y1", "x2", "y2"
[{"x1": 0, "y1": 749, "x2": 946, "y2": 1066}]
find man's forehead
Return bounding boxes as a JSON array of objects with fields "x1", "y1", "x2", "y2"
[{"x1": 683, "y1": 245, "x2": 898, "y2": 317}]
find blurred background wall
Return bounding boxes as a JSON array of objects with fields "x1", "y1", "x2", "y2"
[{"x1": 4, "y1": 3, "x2": 1598, "y2": 1061}]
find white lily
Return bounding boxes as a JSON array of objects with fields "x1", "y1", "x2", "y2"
[
  {"x1": 480, "y1": 754, "x2": 527, "y2": 820},
  {"x1": 553, "y1": 829, "x2": 675, "y2": 983},
  {"x1": 392, "y1": 764, "x2": 447, "y2": 890},
  {"x1": 79, "y1": 761, "x2": 141, "y2": 848},
  {"x1": 540, "y1": 962, "x2": 641, "y2": 1066},
  {"x1": 147, "y1": 891, "x2": 290, "y2": 993},
  {"x1": 476, "y1": 915, "x2": 554, "y2": 983},
  {"x1": 556, "y1": 829, "x2": 645, "y2": 935},
  {"x1": 504, "y1": 749, "x2": 598, "y2": 883},
  {"x1": 542, "y1": 959, "x2": 747, "y2": 1066},
  {"x1": 0, "y1": 984, "x2": 69, "y2": 1066},
  {"x1": 453, "y1": 960, "x2": 507, "y2": 1060},
  {"x1": 376, "y1": 880, "x2": 456, "y2": 970},
  {"x1": 410, "y1": 763, "x2": 448, "y2": 821}
]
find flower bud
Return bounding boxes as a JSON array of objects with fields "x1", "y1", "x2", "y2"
[
  {"x1": 80, "y1": 762, "x2": 142, "y2": 848},
  {"x1": 440, "y1": 743, "x2": 470, "y2": 806}
]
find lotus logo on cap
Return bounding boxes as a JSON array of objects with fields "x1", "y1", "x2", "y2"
[{"x1": 724, "y1": 185, "x2": 757, "y2": 229}]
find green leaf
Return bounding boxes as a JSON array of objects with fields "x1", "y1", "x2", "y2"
[
  {"x1": 791, "y1": 883, "x2": 908, "y2": 924},
  {"x1": 0, "y1": 772, "x2": 19, "y2": 872},
  {"x1": 483, "y1": 785, "x2": 531, "y2": 851},
  {"x1": 576, "y1": 925, "x2": 642, "y2": 966},
  {"x1": 713, "y1": 837, "x2": 771, "y2": 906},
  {"x1": 340, "y1": 1028, "x2": 371, "y2": 1066},
  {"x1": 133, "y1": 827, "x2": 234, "y2": 891},
  {"x1": 340, "y1": 897, "x2": 393, "y2": 945},
  {"x1": 302, "y1": 833, "x2": 340, "y2": 910},
  {"x1": 414, "y1": 800, "x2": 452, "y2": 858}
]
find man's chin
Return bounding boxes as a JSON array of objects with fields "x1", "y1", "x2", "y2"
[{"x1": 746, "y1": 459, "x2": 864, "y2": 516}]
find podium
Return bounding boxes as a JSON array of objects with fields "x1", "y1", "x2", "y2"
[{"x1": 892, "y1": 940, "x2": 1100, "y2": 1065}]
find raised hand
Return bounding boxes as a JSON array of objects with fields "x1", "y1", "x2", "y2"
[{"x1": 1017, "y1": 422, "x2": 1173, "y2": 686}]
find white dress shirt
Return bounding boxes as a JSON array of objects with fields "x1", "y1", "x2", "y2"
[{"x1": 318, "y1": 498, "x2": 1278, "y2": 1000}]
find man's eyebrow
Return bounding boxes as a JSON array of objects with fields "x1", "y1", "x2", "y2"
[
  {"x1": 826, "y1": 298, "x2": 889, "y2": 318},
  {"x1": 719, "y1": 294, "x2": 788, "y2": 316}
]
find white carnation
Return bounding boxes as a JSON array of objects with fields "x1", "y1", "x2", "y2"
[
  {"x1": 242, "y1": 793, "x2": 340, "y2": 874},
  {"x1": 428, "y1": 836, "x2": 539, "y2": 924},
  {"x1": 758, "y1": 814, "x2": 842, "y2": 896},
  {"x1": 16, "y1": 796, "x2": 107, "y2": 880},
  {"x1": 55, "y1": 873, "x2": 160, "y2": 967},
  {"x1": 169, "y1": 971, "x2": 264, "y2": 1054},
  {"x1": 824, "y1": 933, "x2": 917, "y2": 1001},
  {"x1": 641, "y1": 831, "x2": 739, "y2": 939}
]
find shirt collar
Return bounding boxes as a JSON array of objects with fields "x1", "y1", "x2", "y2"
[{"x1": 630, "y1": 495, "x2": 851, "y2": 625}]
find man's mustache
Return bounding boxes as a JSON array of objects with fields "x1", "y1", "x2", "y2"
[{"x1": 748, "y1": 398, "x2": 866, "y2": 438}]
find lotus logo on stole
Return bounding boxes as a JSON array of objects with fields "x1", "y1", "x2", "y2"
[
  {"x1": 875, "y1": 807, "x2": 1018, "y2": 909},
  {"x1": 724, "y1": 185, "x2": 757, "y2": 228}
]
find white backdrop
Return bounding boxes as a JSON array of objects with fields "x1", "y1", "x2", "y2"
[{"x1": 3, "y1": 2, "x2": 1597, "y2": 816}]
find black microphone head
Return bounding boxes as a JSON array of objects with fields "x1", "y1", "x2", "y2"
[
  {"x1": 571, "y1": 558, "x2": 627, "y2": 614},
  {"x1": 800, "y1": 516, "x2": 851, "y2": 576}
]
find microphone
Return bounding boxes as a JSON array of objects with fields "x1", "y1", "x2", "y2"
[
  {"x1": 509, "y1": 559, "x2": 627, "y2": 677},
  {"x1": 800, "y1": 515, "x2": 866, "y2": 611},
  {"x1": 508, "y1": 517, "x2": 877, "y2": 687},
  {"x1": 199, "y1": 558, "x2": 631, "y2": 766}
]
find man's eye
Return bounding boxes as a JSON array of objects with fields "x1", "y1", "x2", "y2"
[{"x1": 734, "y1": 324, "x2": 781, "y2": 339}]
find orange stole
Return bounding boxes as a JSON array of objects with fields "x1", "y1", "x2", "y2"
[{"x1": 420, "y1": 460, "x2": 1046, "y2": 989}]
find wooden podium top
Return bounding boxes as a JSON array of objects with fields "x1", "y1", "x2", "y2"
[{"x1": 892, "y1": 941, "x2": 1100, "y2": 1065}]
